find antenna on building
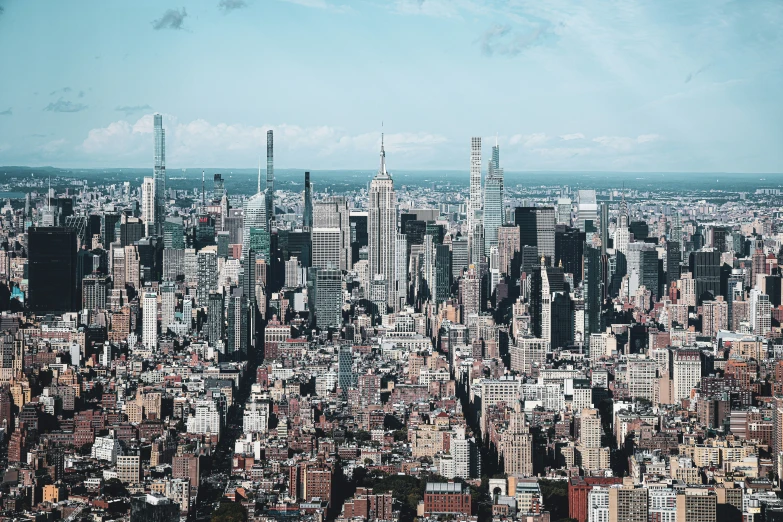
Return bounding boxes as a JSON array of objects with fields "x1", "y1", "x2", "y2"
[{"x1": 201, "y1": 170, "x2": 205, "y2": 207}]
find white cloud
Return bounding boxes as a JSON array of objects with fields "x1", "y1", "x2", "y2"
[
  {"x1": 593, "y1": 134, "x2": 660, "y2": 151},
  {"x1": 509, "y1": 132, "x2": 549, "y2": 148},
  {"x1": 81, "y1": 115, "x2": 447, "y2": 166},
  {"x1": 560, "y1": 132, "x2": 585, "y2": 141},
  {"x1": 279, "y1": 0, "x2": 351, "y2": 13},
  {"x1": 40, "y1": 139, "x2": 67, "y2": 154}
]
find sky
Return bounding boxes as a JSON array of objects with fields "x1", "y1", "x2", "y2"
[{"x1": 0, "y1": 0, "x2": 781, "y2": 173}]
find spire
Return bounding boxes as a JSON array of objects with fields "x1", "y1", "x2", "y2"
[
  {"x1": 379, "y1": 127, "x2": 388, "y2": 177},
  {"x1": 201, "y1": 170, "x2": 205, "y2": 206}
]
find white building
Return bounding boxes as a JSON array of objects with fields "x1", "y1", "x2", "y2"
[
  {"x1": 312, "y1": 227, "x2": 342, "y2": 270},
  {"x1": 587, "y1": 487, "x2": 609, "y2": 522},
  {"x1": 187, "y1": 400, "x2": 221, "y2": 438},
  {"x1": 243, "y1": 400, "x2": 270, "y2": 433},
  {"x1": 142, "y1": 292, "x2": 158, "y2": 349},
  {"x1": 92, "y1": 436, "x2": 121, "y2": 464}
]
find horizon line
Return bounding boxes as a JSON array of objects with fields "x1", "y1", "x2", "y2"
[{"x1": 2, "y1": 165, "x2": 783, "y2": 176}]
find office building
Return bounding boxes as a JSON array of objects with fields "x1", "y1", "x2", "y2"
[
  {"x1": 141, "y1": 177, "x2": 155, "y2": 237},
  {"x1": 142, "y1": 291, "x2": 157, "y2": 349},
  {"x1": 153, "y1": 114, "x2": 166, "y2": 234},
  {"x1": 314, "y1": 267, "x2": 342, "y2": 329},
  {"x1": 368, "y1": 136, "x2": 398, "y2": 310},
  {"x1": 27, "y1": 227, "x2": 78, "y2": 313}
]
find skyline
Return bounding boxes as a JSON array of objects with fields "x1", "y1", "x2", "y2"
[{"x1": 0, "y1": 0, "x2": 782, "y2": 172}]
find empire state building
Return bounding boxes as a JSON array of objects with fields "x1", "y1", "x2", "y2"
[{"x1": 368, "y1": 135, "x2": 398, "y2": 312}]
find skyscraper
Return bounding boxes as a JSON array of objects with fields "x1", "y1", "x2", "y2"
[
  {"x1": 469, "y1": 137, "x2": 482, "y2": 259},
  {"x1": 243, "y1": 164, "x2": 268, "y2": 260},
  {"x1": 142, "y1": 291, "x2": 158, "y2": 349},
  {"x1": 160, "y1": 281, "x2": 176, "y2": 332},
  {"x1": 28, "y1": 227, "x2": 78, "y2": 313},
  {"x1": 435, "y1": 244, "x2": 452, "y2": 304},
  {"x1": 600, "y1": 202, "x2": 609, "y2": 255},
  {"x1": 141, "y1": 177, "x2": 155, "y2": 237},
  {"x1": 153, "y1": 114, "x2": 166, "y2": 234},
  {"x1": 313, "y1": 267, "x2": 342, "y2": 329},
  {"x1": 368, "y1": 135, "x2": 398, "y2": 310},
  {"x1": 395, "y1": 233, "x2": 408, "y2": 309},
  {"x1": 266, "y1": 130, "x2": 274, "y2": 229},
  {"x1": 206, "y1": 291, "x2": 224, "y2": 346},
  {"x1": 303, "y1": 171, "x2": 313, "y2": 230},
  {"x1": 227, "y1": 288, "x2": 247, "y2": 357},
  {"x1": 483, "y1": 176, "x2": 503, "y2": 252}
]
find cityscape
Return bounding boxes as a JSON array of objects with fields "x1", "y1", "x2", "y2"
[{"x1": 0, "y1": 2, "x2": 782, "y2": 522}]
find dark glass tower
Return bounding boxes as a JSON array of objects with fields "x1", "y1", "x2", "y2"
[
  {"x1": 689, "y1": 249, "x2": 721, "y2": 304},
  {"x1": 27, "y1": 227, "x2": 78, "y2": 313},
  {"x1": 555, "y1": 225, "x2": 585, "y2": 285},
  {"x1": 303, "y1": 171, "x2": 313, "y2": 229},
  {"x1": 435, "y1": 244, "x2": 452, "y2": 304},
  {"x1": 514, "y1": 207, "x2": 537, "y2": 249}
]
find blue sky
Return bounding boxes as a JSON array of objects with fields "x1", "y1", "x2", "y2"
[{"x1": 0, "y1": 0, "x2": 781, "y2": 172}]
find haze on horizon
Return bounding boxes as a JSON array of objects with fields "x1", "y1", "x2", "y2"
[{"x1": 0, "y1": 0, "x2": 781, "y2": 173}]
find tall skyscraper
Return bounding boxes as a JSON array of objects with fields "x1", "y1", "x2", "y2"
[
  {"x1": 227, "y1": 288, "x2": 248, "y2": 357},
  {"x1": 266, "y1": 130, "x2": 274, "y2": 229},
  {"x1": 469, "y1": 137, "x2": 482, "y2": 259},
  {"x1": 153, "y1": 114, "x2": 166, "y2": 234},
  {"x1": 584, "y1": 244, "x2": 602, "y2": 351},
  {"x1": 600, "y1": 202, "x2": 609, "y2": 255},
  {"x1": 303, "y1": 171, "x2": 313, "y2": 230},
  {"x1": 483, "y1": 177, "x2": 503, "y2": 253},
  {"x1": 313, "y1": 197, "x2": 350, "y2": 270},
  {"x1": 243, "y1": 164, "x2": 268, "y2": 260},
  {"x1": 28, "y1": 227, "x2": 78, "y2": 313},
  {"x1": 368, "y1": 136, "x2": 398, "y2": 310}
]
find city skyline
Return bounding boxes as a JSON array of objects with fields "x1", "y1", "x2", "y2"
[{"x1": 0, "y1": 0, "x2": 781, "y2": 172}]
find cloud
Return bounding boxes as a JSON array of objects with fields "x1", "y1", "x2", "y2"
[
  {"x1": 116, "y1": 104, "x2": 153, "y2": 116},
  {"x1": 509, "y1": 132, "x2": 549, "y2": 148},
  {"x1": 280, "y1": 0, "x2": 350, "y2": 12},
  {"x1": 478, "y1": 23, "x2": 545, "y2": 56},
  {"x1": 40, "y1": 139, "x2": 67, "y2": 154},
  {"x1": 560, "y1": 133, "x2": 584, "y2": 141},
  {"x1": 219, "y1": 0, "x2": 247, "y2": 12},
  {"x1": 0, "y1": 108, "x2": 11, "y2": 116},
  {"x1": 44, "y1": 98, "x2": 88, "y2": 113},
  {"x1": 49, "y1": 87, "x2": 72, "y2": 96},
  {"x1": 593, "y1": 134, "x2": 660, "y2": 151},
  {"x1": 81, "y1": 114, "x2": 446, "y2": 166},
  {"x1": 152, "y1": 8, "x2": 187, "y2": 30}
]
